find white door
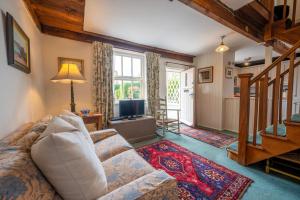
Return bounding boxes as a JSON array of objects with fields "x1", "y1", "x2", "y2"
[{"x1": 180, "y1": 68, "x2": 195, "y2": 126}]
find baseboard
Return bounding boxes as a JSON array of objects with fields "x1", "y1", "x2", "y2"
[{"x1": 196, "y1": 124, "x2": 238, "y2": 135}]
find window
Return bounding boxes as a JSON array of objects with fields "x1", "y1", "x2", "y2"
[
  {"x1": 166, "y1": 69, "x2": 181, "y2": 107},
  {"x1": 113, "y1": 51, "x2": 145, "y2": 101}
]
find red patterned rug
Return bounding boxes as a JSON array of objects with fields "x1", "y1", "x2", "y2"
[
  {"x1": 137, "y1": 140, "x2": 252, "y2": 200},
  {"x1": 180, "y1": 126, "x2": 237, "y2": 148}
]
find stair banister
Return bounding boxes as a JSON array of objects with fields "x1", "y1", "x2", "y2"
[
  {"x1": 238, "y1": 73, "x2": 253, "y2": 165},
  {"x1": 250, "y1": 39, "x2": 300, "y2": 85},
  {"x1": 268, "y1": 60, "x2": 300, "y2": 86}
]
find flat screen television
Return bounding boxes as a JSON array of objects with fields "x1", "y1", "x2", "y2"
[{"x1": 119, "y1": 100, "x2": 145, "y2": 118}]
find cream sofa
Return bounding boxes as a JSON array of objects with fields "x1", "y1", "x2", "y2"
[{"x1": 0, "y1": 119, "x2": 178, "y2": 200}]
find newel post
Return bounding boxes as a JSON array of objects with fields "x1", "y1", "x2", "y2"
[{"x1": 238, "y1": 73, "x2": 253, "y2": 165}]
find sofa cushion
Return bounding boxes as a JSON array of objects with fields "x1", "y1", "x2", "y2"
[
  {"x1": 96, "y1": 170, "x2": 178, "y2": 200},
  {"x1": 0, "y1": 123, "x2": 34, "y2": 147},
  {"x1": 90, "y1": 129, "x2": 118, "y2": 143},
  {"x1": 95, "y1": 134, "x2": 133, "y2": 161},
  {"x1": 60, "y1": 114, "x2": 95, "y2": 151},
  {"x1": 16, "y1": 131, "x2": 40, "y2": 151},
  {"x1": 0, "y1": 146, "x2": 56, "y2": 199},
  {"x1": 0, "y1": 116, "x2": 52, "y2": 150},
  {"x1": 31, "y1": 117, "x2": 108, "y2": 200},
  {"x1": 102, "y1": 149, "x2": 154, "y2": 192}
]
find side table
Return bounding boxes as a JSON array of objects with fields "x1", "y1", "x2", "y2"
[{"x1": 80, "y1": 113, "x2": 103, "y2": 130}]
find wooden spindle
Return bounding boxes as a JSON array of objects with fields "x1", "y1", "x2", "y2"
[
  {"x1": 261, "y1": 74, "x2": 269, "y2": 133},
  {"x1": 258, "y1": 77, "x2": 266, "y2": 131},
  {"x1": 238, "y1": 73, "x2": 253, "y2": 165},
  {"x1": 272, "y1": 63, "x2": 281, "y2": 136},
  {"x1": 253, "y1": 81, "x2": 259, "y2": 145},
  {"x1": 283, "y1": 0, "x2": 288, "y2": 20},
  {"x1": 279, "y1": 77, "x2": 284, "y2": 124},
  {"x1": 271, "y1": 82, "x2": 276, "y2": 124},
  {"x1": 292, "y1": 0, "x2": 297, "y2": 25},
  {"x1": 287, "y1": 53, "x2": 296, "y2": 122}
]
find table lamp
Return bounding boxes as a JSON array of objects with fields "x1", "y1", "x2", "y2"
[{"x1": 51, "y1": 63, "x2": 86, "y2": 113}]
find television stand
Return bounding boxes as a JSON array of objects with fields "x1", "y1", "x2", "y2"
[
  {"x1": 108, "y1": 116, "x2": 156, "y2": 143},
  {"x1": 127, "y1": 115, "x2": 143, "y2": 120}
]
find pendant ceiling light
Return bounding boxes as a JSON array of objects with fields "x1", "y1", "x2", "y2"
[
  {"x1": 215, "y1": 35, "x2": 230, "y2": 53},
  {"x1": 244, "y1": 57, "x2": 252, "y2": 66}
]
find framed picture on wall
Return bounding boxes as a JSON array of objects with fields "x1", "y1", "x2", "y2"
[
  {"x1": 225, "y1": 67, "x2": 233, "y2": 79},
  {"x1": 6, "y1": 12, "x2": 31, "y2": 73},
  {"x1": 198, "y1": 66, "x2": 213, "y2": 84},
  {"x1": 58, "y1": 57, "x2": 85, "y2": 77}
]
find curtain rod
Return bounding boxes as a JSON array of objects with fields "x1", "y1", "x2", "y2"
[{"x1": 166, "y1": 61, "x2": 194, "y2": 67}]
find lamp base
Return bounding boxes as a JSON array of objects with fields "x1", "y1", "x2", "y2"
[
  {"x1": 70, "y1": 103, "x2": 76, "y2": 113},
  {"x1": 70, "y1": 80, "x2": 76, "y2": 113}
]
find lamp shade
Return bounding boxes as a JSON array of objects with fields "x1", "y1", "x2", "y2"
[
  {"x1": 51, "y1": 63, "x2": 86, "y2": 84},
  {"x1": 215, "y1": 43, "x2": 230, "y2": 53},
  {"x1": 215, "y1": 35, "x2": 230, "y2": 53}
]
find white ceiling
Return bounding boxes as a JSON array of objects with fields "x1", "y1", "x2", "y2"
[
  {"x1": 84, "y1": 0, "x2": 256, "y2": 56},
  {"x1": 220, "y1": 0, "x2": 253, "y2": 10}
]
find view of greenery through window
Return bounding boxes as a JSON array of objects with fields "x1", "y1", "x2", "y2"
[
  {"x1": 113, "y1": 53, "x2": 144, "y2": 100},
  {"x1": 113, "y1": 81, "x2": 141, "y2": 100},
  {"x1": 167, "y1": 71, "x2": 180, "y2": 105}
]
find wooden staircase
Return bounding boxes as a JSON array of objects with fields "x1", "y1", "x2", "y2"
[
  {"x1": 227, "y1": 0, "x2": 300, "y2": 166},
  {"x1": 227, "y1": 39, "x2": 300, "y2": 165}
]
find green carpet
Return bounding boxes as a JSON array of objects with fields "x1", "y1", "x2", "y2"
[{"x1": 133, "y1": 131, "x2": 300, "y2": 200}]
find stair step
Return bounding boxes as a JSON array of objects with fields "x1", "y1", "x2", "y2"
[
  {"x1": 291, "y1": 114, "x2": 300, "y2": 123},
  {"x1": 248, "y1": 143, "x2": 264, "y2": 150},
  {"x1": 227, "y1": 123, "x2": 287, "y2": 152},
  {"x1": 260, "y1": 133, "x2": 288, "y2": 141},
  {"x1": 285, "y1": 121, "x2": 300, "y2": 127}
]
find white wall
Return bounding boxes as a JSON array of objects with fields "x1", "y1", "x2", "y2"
[
  {"x1": 0, "y1": 0, "x2": 46, "y2": 139},
  {"x1": 42, "y1": 35, "x2": 93, "y2": 115},
  {"x1": 194, "y1": 50, "x2": 235, "y2": 130}
]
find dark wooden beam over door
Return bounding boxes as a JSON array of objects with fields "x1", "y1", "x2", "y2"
[
  {"x1": 42, "y1": 25, "x2": 195, "y2": 63},
  {"x1": 178, "y1": 0, "x2": 264, "y2": 43}
]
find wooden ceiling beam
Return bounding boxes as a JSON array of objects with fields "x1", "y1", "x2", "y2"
[
  {"x1": 31, "y1": 4, "x2": 83, "y2": 24},
  {"x1": 38, "y1": 15, "x2": 83, "y2": 32},
  {"x1": 248, "y1": 1, "x2": 270, "y2": 21},
  {"x1": 178, "y1": 0, "x2": 264, "y2": 43},
  {"x1": 24, "y1": 0, "x2": 194, "y2": 62},
  {"x1": 23, "y1": 0, "x2": 41, "y2": 30},
  {"x1": 42, "y1": 25, "x2": 195, "y2": 63}
]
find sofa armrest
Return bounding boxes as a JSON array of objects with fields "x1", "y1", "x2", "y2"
[
  {"x1": 90, "y1": 129, "x2": 118, "y2": 143},
  {"x1": 97, "y1": 170, "x2": 178, "y2": 200}
]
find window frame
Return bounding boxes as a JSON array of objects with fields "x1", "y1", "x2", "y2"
[{"x1": 113, "y1": 50, "x2": 146, "y2": 103}]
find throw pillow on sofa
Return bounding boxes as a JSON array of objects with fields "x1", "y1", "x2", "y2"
[
  {"x1": 60, "y1": 111, "x2": 95, "y2": 151},
  {"x1": 31, "y1": 117, "x2": 108, "y2": 200}
]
